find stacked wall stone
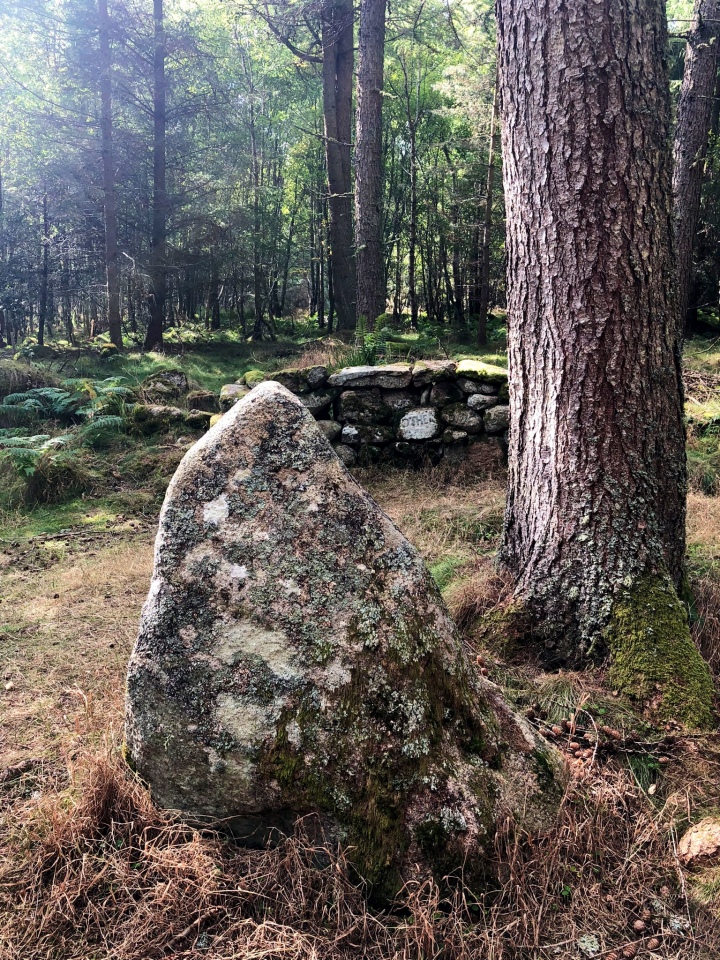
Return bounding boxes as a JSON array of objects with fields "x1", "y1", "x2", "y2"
[{"x1": 222, "y1": 359, "x2": 510, "y2": 467}]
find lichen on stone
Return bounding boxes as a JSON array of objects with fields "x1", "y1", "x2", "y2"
[{"x1": 125, "y1": 381, "x2": 564, "y2": 898}]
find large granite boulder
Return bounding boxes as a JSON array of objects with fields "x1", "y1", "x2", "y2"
[{"x1": 125, "y1": 382, "x2": 561, "y2": 897}]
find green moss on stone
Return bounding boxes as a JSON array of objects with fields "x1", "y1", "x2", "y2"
[
  {"x1": 455, "y1": 359, "x2": 508, "y2": 387},
  {"x1": 257, "y1": 637, "x2": 497, "y2": 900},
  {"x1": 606, "y1": 577, "x2": 714, "y2": 730},
  {"x1": 242, "y1": 369, "x2": 266, "y2": 387}
]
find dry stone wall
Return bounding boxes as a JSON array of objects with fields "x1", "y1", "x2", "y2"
[{"x1": 223, "y1": 359, "x2": 510, "y2": 467}]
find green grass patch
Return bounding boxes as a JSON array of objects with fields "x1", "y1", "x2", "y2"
[{"x1": 429, "y1": 554, "x2": 469, "y2": 591}]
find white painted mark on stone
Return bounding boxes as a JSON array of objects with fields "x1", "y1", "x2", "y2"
[{"x1": 398, "y1": 407, "x2": 439, "y2": 440}]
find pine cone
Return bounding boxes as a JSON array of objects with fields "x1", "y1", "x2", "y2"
[{"x1": 647, "y1": 939, "x2": 661, "y2": 951}]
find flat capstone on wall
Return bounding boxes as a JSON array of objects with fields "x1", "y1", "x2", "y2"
[{"x1": 217, "y1": 359, "x2": 510, "y2": 467}]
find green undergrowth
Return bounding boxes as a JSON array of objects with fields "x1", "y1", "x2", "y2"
[
  {"x1": 0, "y1": 432, "x2": 184, "y2": 537},
  {"x1": 429, "y1": 554, "x2": 469, "y2": 591},
  {"x1": 688, "y1": 431, "x2": 720, "y2": 494}
]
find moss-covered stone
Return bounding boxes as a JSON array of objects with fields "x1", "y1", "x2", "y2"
[
  {"x1": 219, "y1": 383, "x2": 250, "y2": 411},
  {"x1": 187, "y1": 389, "x2": 219, "y2": 413},
  {"x1": 184, "y1": 409, "x2": 213, "y2": 429},
  {"x1": 140, "y1": 369, "x2": 189, "y2": 401},
  {"x1": 242, "y1": 369, "x2": 266, "y2": 387},
  {"x1": 129, "y1": 403, "x2": 185, "y2": 434},
  {"x1": 270, "y1": 369, "x2": 300, "y2": 392},
  {"x1": 455, "y1": 359, "x2": 508, "y2": 388},
  {"x1": 606, "y1": 577, "x2": 714, "y2": 729}
]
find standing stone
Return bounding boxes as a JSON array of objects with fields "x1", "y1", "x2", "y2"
[{"x1": 125, "y1": 382, "x2": 561, "y2": 897}]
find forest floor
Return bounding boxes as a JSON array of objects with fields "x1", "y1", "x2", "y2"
[{"x1": 2, "y1": 331, "x2": 720, "y2": 958}]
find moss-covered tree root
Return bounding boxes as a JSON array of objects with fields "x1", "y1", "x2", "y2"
[{"x1": 606, "y1": 577, "x2": 714, "y2": 730}]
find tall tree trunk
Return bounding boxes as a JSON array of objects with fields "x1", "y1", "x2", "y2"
[
  {"x1": 144, "y1": 0, "x2": 166, "y2": 351},
  {"x1": 38, "y1": 194, "x2": 49, "y2": 348},
  {"x1": 209, "y1": 253, "x2": 221, "y2": 330},
  {"x1": 672, "y1": 0, "x2": 720, "y2": 336},
  {"x1": 326, "y1": 197, "x2": 335, "y2": 334},
  {"x1": 477, "y1": 72, "x2": 499, "y2": 346},
  {"x1": 408, "y1": 119, "x2": 418, "y2": 328},
  {"x1": 321, "y1": 0, "x2": 355, "y2": 331},
  {"x1": 249, "y1": 98, "x2": 264, "y2": 340},
  {"x1": 355, "y1": 0, "x2": 386, "y2": 328},
  {"x1": 63, "y1": 248, "x2": 74, "y2": 344},
  {"x1": 98, "y1": 0, "x2": 122, "y2": 349},
  {"x1": 442, "y1": 151, "x2": 465, "y2": 331},
  {"x1": 496, "y1": 0, "x2": 712, "y2": 724}
]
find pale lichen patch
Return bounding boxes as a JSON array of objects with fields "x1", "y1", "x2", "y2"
[{"x1": 203, "y1": 493, "x2": 230, "y2": 526}]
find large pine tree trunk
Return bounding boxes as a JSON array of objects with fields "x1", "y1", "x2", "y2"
[
  {"x1": 322, "y1": 0, "x2": 356, "y2": 331},
  {"x1": 355, "y1": 0, "x2": 386, "y2": 328},
  {"x1": 673, "y1": 0, "x2": 720, "y2": 335},
  {"x1": 144, "y1": 0, "x2": 166, "y2": 351},
  {"x1": 98, "y1": 0, "x2": 122, "y2": 349},
  {"x1": 496, "y1": 0, "x2": 712, "y2": 725}
]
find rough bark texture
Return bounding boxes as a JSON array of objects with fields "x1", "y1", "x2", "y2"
[
  {"x1": 496, "y1": 0, "x2": 712, "y2": 724},
  {"x1": 322, "y1": 0, "x2": 356, "y2": 331},
  {"x1": 355, "y1": 0, "x2": 386, "y2": 328},
  {"x1": 672, "y1": 0, "x2": 720, "y2": 334},
  {"x1": 98, "y1": 0, "x2": 122, "y2": 349},
  {"x1": 144, "y1": 0, "x2": 166, "y2": 352},
  {"x1": 477, "y1": 73, "x2": 499, "y2": 347}
]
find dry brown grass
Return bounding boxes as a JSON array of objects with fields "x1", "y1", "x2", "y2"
[
  {"x1": 359, "y1": 466, "x2": 506, "y2": 562},
  {"x1": 442, "y1": 560, "x2": 513, "y2": 639},
  {"x1": 3, "y1": 469, "x2": 720, "y2": 958},
  {"x1": 291, "y1": 338, "x2": 351, "y2": 371},
  {"x1": 0, "y1": 534, "x2": 153, "y2": 767},
  {"x1": 2, "y1": 744, "x2": 720, "y2": 959}
]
